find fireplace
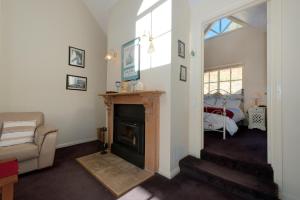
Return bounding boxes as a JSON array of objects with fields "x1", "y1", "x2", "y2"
[{"x1": 111, "y1": 104, "x2": 145, "y2": 168}]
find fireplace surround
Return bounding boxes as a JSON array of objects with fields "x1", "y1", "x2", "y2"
[{"x1": 100, "y1": 91, "x2": 164, "y2": 173}]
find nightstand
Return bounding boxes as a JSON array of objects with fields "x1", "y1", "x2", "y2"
[{"x1": 248, "y1": 106, "x2": 266, "y2": 131}]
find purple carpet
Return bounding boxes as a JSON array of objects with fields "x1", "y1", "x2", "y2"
[{"x1": 204, "y1": 126, "x2": 267, "y2": 165}]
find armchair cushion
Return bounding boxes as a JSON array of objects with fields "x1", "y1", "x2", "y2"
[
  {"x1": 0, "y1": 143, "x2": 39, "y2": 162},
  {"x1": 0, "y1": 112, "x2": 44, "y2": 133}
]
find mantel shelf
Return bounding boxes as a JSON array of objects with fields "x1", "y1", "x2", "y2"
[{"x1": 99, "y1": 90, "x2": 165, "y2": 97}]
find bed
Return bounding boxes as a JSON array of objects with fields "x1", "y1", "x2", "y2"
[{"x1": 204, "y1": 89, "x2": 245, "y2": 140}]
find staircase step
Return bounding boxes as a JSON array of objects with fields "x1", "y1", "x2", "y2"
[
  {"x1": 179, "y1": 156, "x2": 278, "y2": 200},
  {"x1": 201, "y1": 149, "x2": 274, "y2": 182}
]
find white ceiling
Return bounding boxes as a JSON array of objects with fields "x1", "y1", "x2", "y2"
[
  {"x1": 82, "y1": 0, "x2": 119, "y2": 33},
  {"x1": 82, "y1": 0, "x2": 267, "y2": 34},
  {"x1": 233, "y1": 3, "x2": 267, "y2": 31}
]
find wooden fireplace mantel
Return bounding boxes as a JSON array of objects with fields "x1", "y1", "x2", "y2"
[{"x1": 99, "y1": 91, "x2": 164, "y2": 173}]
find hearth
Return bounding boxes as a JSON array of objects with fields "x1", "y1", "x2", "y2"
[{"x1": 111, "y1": 104, "x2": 145, "y2": 168}]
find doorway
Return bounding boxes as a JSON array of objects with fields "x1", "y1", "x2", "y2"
[{"x1": 202, "y1": 2, "x2": 268, "y2": 165}]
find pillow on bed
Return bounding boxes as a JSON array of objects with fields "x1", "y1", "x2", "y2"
[
  {"x1": 215, "y1": 98, "x2": 225, "y2": 107},
  {"x1": 225, "y1": 99, "x2": 241, "y2": 108},
  {"x1": 204, "y1": 96, "x2": 216, "y2": 106}
]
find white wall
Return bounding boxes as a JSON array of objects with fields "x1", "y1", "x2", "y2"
[
  {"x1": 189, "y1": 0, "x2": 300, "y2": 199},
  {"x1": 204, "y1": 26, "x2": 267, "y2": 110},
  {"x1": 1, "y1": 0, "x2": 107, "y2": 147},
  {"x1": 107, "y1": 0, "x2": 190, "y2": 178},
  {"x1": 106, "y1": 0, "x2": 172, "y2": 178},
  {"x1": 282, "y1": 1, "x2": 300, "y2": 199},
  {"x1": 170, "y1": 0, "x2": 190, "y2": 175}
]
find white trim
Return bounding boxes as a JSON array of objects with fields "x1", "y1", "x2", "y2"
[
  {"x1": 281, "y1": 193, "x2": 298, "y2": 200},
  {"x1": 56, "y1": 137, "x2": 98, "y2": 149},
  {"x1": 189, "y1": 0, "x2": 283, "y2": 195},
  {"x1": 170, "y1": 167, "x2": 180, "y2": 178}
]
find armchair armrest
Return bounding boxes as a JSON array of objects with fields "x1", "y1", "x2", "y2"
[{"x1": 35, "y1": 125, "x2": 58, "y2": 150}]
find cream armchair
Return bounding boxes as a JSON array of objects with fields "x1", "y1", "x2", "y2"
[{"x1": 0, "y1": 112, "x2": 58, "y2": 174}]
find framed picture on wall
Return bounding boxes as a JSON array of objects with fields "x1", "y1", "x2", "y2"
[
  {"x1": 180, "y1": 65, "x2": 187, "y2": 82},
  {"x1": 66, "y1": 75, "x2": 87, "y2": 91},
  {"x1": 69, "y1": 46, "x2": 85, "y2": 68},
  {"x1": 178, "y1": 40, "x2": 185, "y2": 59},
  {"x1": 121, "y1": 38, "x2": 140, "y2": 81}
]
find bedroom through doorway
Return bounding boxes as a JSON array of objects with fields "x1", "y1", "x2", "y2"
[{"x1": 202, "y1": 2, "x2": 268, "y2": 166}]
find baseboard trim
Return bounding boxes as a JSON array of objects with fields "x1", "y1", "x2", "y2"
[
  {"x1": 170, "y1": 166, "x2": 180, "y2": 178},
  {"x1": 281, "y1": 193, "x2": 298, "y2": 200},
  {"x1": 56, "y1": 137, "x2": 98, "y2": 149}
]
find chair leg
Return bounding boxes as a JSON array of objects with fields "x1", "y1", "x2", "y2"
[{"x1": 2, "y1": 183, "x2": 14, "y2": 200}]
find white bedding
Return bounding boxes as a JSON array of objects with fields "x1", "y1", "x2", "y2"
[
  {"x1": 204, "y1": 112, "x2": 238, "y2": 135},
  {"x1": 204, "y1": 107, "x2": 245, "y2": 136}
]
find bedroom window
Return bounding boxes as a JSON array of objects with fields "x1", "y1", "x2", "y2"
[
  {"x1": 204, "y1": 65, "x2": 243, "y2": 94},
  {"x1": 205, "y1": 17, "x2": 243, "y2": 40}
]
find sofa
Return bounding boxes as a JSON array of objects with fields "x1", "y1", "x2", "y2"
[{"x1": 0, "y1": 112, "x2": 58, "y2": 174}]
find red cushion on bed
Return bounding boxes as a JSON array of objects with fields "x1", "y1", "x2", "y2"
[
  {"x1": 0, "y1": 159, "x2": 19, "y2": 178},
  {"x1": 204, "y1": 107, "x2": 234, "y2": 119}
]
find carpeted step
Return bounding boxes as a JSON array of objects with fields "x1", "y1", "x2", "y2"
[
  {"x1": 201, "y1": 149, "x2": 274, "y2": 182},
  {"x1": 179, "y1": 156, "x2": 278, "y2": 200}
]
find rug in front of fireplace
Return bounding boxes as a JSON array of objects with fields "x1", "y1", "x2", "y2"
[{"x1": 76, "y1": 152, "x2": 153, "y2": 197}]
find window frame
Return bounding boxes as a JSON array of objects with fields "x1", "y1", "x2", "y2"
[{"x1": 204, "y1": 64, "x2": 243, "y2": 94}]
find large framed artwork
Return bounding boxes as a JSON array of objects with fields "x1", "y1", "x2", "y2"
[
  {"x1": 66, "y1": 75, "x2": 87, "y2": 91},
  {"x1": 69, "y1": 46, "x2": 85, "y2": 68},
  {"x1": 121, "y1": 38, "x2": 140, "y2": 81}
]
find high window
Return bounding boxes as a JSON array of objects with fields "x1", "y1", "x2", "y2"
[
  {"x1": 204, "y1": 65, "x2": 243, "y2": 94},
  {"x1": 205, "y1": 17, "x2": 243, "y2": 40},
  {"x1": 136, "y1": 0, "x2": 172, "y2": 70}
]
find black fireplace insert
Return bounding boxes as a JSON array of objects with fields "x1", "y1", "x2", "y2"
[{"x1": 111, "y1": 104, "x2": 145, "y2": 168}]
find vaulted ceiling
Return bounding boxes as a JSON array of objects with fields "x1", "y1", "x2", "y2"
[
  {"x1": 82, "y1": 0, "x2": 119, "y2": 33},
  {"x1": 81, "y1": 0, "x2": 266, "y2": 34}
]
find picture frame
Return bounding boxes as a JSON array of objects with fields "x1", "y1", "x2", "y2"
[
  {"x1": 69, "y1": 46, "x2": 85, "y2": 68},
  {"x1": 121, "y1": 38, "x2": 140, "y2": 81},
  {"x1": 66, "y1": 75, "x2": 87, "y2": 91},
  {"x1": 178, "y1": 40, "x2": 185, "y2": 59},
  {"x1": 180, "y1": 65, "x2": 187, "y2": 82}
]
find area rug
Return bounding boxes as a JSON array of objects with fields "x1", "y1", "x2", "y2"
[{"x1": 76, "y1": 152, "x2": 153, "y2": 197}]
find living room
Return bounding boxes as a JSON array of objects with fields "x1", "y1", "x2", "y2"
[{"x1": 0, "y1": 0, "x2": 300, "y2": 200}]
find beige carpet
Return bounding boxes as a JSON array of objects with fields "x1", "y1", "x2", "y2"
[{"x1": 76, "y1": 152, "x2": 153, "y2": 197}]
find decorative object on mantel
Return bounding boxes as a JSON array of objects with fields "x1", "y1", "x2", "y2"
[
  {"x1": 120, "y1": 81, "x2": 130, "y2": 93},
  {"x1": 99, "y1": 91, "x2": 164, "y2": 173},
  {"x1": 115, "y1": 81, "x2": 121, "y2": 92},
  {"x1": 180, "y1": 65, "x2": 187, "y2": 82},
  {"x1": 135, "y1": 81, "x2": 144, "y2": 91},
  {"x1": 66, "y1": 75, "x2": 87, "y2": 91},
  {"x1": 122, "y1": 38, "x2": 140, "y2": 81},
  {"x1": 178, "y1": 40, "x2": 185, "y2": 59},
  {"x1": 69, "y1": 46, "x2": 85, "y2": 68}
]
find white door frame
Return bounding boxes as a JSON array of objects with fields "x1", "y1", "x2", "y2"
[{"x1": 189, "y1": 0, "x2": 283, "y2": 194}]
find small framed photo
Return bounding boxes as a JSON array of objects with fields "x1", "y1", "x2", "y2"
[
  {"x1": 66, "y1": 75, "x2": 87, "y2": 91},
  {"x1": 180, "y1": 65, "x2": 187, "y2": 82},
  {"x1": 69, "y1": 46, "x2": 85, "y2": 68},
  {"x1": 178, "y1": 40, "x2": 185, "y2": 59}
]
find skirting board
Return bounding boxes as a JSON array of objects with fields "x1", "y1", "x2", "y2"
[
  {"x1": 281, "y1": 193, "x2": 298, "y2": 200},
  {"x1": 158, "y1": 166, "x2": 180, "y2": 179},
  {"x1": 56, "y1": 137, "x2": 98, "y2": 149}
]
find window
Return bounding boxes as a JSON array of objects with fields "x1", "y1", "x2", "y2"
[
  {"x1": 136, "y1": 0, "x2": 171, "y2": 70},
  {"x1": 204, "y1": 65, "x2": 243, "y2": 94},
  {"x1": 205, "y1": 17, "x2": 243, "y2": 40}
]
